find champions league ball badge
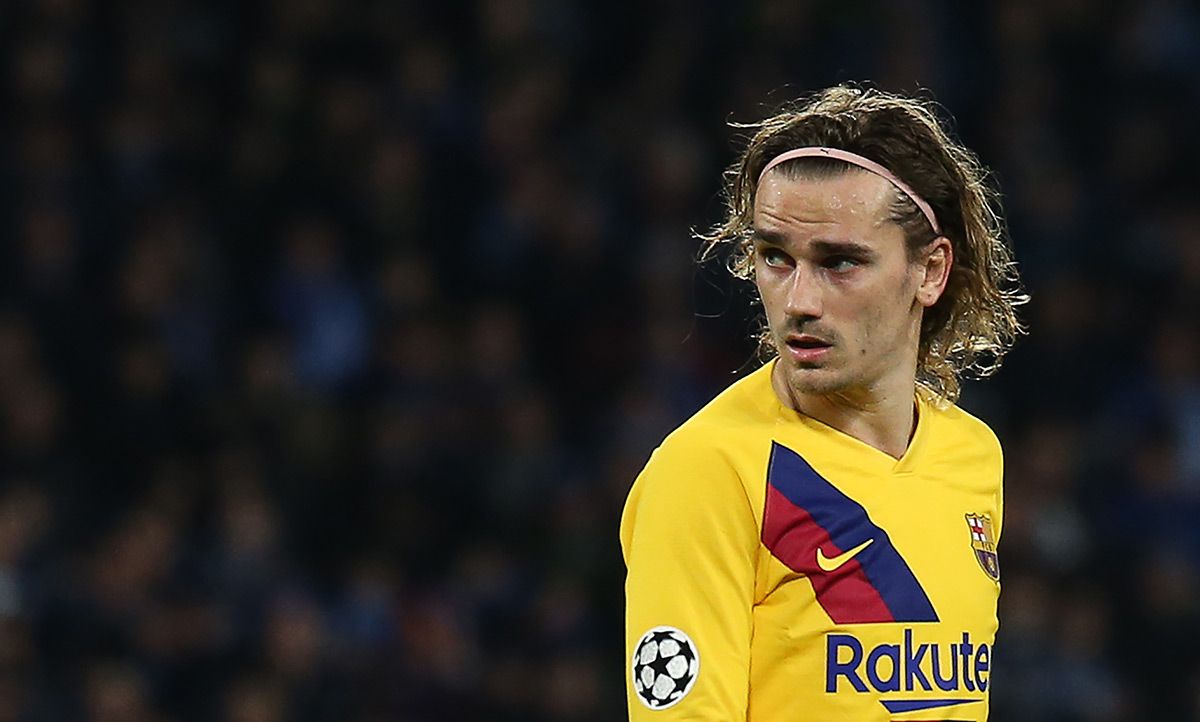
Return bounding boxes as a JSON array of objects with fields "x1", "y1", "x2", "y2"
[{"x1": 631, "y1": 626, "x2": 700, "y2": 710}]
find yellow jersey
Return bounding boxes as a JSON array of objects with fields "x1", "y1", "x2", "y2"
[{"x1": 621, "y1": 361, "x2": 1003, "y2": 721}]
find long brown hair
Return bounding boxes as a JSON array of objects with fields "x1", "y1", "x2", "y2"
[{"x1": 699, "y1": 85, "x2": 1027, "y2": 403}]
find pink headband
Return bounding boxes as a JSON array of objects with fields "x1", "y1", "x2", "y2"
[{"x1": 757, "y1": 147, "x2": 941, "y2": 235}]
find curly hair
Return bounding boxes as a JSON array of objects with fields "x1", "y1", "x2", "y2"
[{"x1": 699, "y1": 85, "x2": 1027, "y2": 403}]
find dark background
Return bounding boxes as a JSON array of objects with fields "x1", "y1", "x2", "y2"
[{"x1": 2, "y1": 0, "x2": 1199, "y2": 720}]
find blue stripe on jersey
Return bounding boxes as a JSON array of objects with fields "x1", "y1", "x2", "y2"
[
  {"x1": 881, "y1": 698, "x2": 981, "y2": 712},
  {"x1": 767, "y1": 442, "x2": 938, "y2": 622}
]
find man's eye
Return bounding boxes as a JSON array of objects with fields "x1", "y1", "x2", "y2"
[
  {"x1": 761, "y1": 248, "x2": 790, "y2": 267},
  {"x1": 824, "y1": 256, "x2": 861, "y2": 272}
]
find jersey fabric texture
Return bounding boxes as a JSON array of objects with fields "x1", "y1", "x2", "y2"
[{"x1": 621, "y1": 361, "x2": 1003, "y2": 721}]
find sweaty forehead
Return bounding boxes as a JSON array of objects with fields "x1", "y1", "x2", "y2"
[{"x1": 752, "y1": 171, "x2": 896, "y2": 233}]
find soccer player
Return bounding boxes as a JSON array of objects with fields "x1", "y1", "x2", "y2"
[{"x1": 621, "y1": 86, "x2": 1026, "y2": 721}]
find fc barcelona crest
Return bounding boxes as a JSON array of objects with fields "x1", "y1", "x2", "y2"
[{"x1": 965, "y1": 513, "x2": 999, "y2": 582}]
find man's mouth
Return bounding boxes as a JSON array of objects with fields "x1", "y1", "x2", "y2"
[
  {"x1": 786, "y1": 335, "x2": 832, "y2": 350},
  {"x1": 784, "y1": 334, "x2": 833, "y2": 362}
]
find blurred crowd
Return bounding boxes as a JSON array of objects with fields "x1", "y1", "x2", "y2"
[{"x1": 1, "y1": 0, "x2": 1199, "y2": 720}]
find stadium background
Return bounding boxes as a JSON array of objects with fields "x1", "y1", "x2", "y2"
[{"x1": 2, "y1": 0, "x2": 1199, "y2": 720}]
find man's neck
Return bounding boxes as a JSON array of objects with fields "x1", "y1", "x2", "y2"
[{"x1": 772, "y1": 363, "x2": 917, "y2": 460}]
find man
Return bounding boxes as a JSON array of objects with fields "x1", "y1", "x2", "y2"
[{"x1": 621, "y1": 86, "x2": 1026, "y2": 721}]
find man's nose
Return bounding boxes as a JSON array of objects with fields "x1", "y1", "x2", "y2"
[{"x1": 783, "y1": 267, "x2": 823, "y2": 318}]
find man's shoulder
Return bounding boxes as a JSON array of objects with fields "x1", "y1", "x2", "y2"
[
  {"x1": 925, "y1": 394, "x2": 1003, "y2": 460},
  {"x1": 632, "y1": 363, "x2": 777, "y2": 488},
  {"x1": 622, "y1": 367, "x2": 774, "y2": 541},
  {"x1": 660, "y1": 363, "x2": 777, "y2": 452}
]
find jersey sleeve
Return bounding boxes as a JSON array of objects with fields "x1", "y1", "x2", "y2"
[
  {"x1": 620, "y1": 433, "x2": 759, "y2": 720},
  {"x1": 993, "y1": 435, "x2": 1005, "y2": 543}
]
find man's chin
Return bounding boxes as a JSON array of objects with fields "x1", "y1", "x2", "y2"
[{"x1": 781, "y1": 364, "x2": 848, "y2": 396}]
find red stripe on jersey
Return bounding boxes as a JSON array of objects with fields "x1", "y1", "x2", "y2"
[{"x1": 762, "y1": 484, "x2": 895, "y2": 623}]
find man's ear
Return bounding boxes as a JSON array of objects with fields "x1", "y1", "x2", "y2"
[{"x1": 916, "y1": 236, "x2": 953, "y2": 308}]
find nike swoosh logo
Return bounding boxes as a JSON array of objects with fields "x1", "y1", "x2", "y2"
[{"x1": 816, "y1": 538, "x2": 875, "y2": 572}]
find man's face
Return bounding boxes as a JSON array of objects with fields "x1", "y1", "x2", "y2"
[{"x1": 752, "y1": 170, "x2": 944, "y2": 399}]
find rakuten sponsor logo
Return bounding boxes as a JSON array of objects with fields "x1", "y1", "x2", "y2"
[{"x1": 826, "y1": 629, "x2": 990, "y2": 694}]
